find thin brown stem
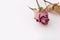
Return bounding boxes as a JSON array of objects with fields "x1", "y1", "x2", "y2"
[
  {"x1": 28, "y1": 6, "x2": 34, "y2": 10},
  {"x1": 36, "y1": 0, "x2": 40, "y2": 9},
  {"x1": 28, "y1": 6, "x2": 36, "y2": 11},
  {"x1": 44, "y1": 0, "x2": 52, "y2": 4}
]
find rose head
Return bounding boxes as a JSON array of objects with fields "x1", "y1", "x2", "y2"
[
  {"x1": 34, "y1": 10, "x2": 49, "y2": 25},
  {"x1": 29, "y1": 0, "x2": 49, "y2": 25}
]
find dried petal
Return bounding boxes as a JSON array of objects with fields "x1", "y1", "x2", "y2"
[
  {"x1": 34, "y1": 10, "x2": 49, "y2": 25},
  {"x1": 34, "y1": 10, "x2": 41, "y2": 22},
  {"x1": 40, "y1": 10, "x2": 49, "y2": 25}
]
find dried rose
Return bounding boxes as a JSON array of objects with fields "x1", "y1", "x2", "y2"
[
  {"x1": 29, "y1": 0, "x2": 49, "y2": 25},
  {"x1": 40, "y1": 10, "x2": 49, "y2": 25},
  {"x1": 34, "y1": 9, "x2": 49, "y2": 25}
]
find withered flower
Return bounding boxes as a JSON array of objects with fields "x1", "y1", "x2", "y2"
[{"x1": 29, "y1": 0, "x2": 49, "y2": 25}]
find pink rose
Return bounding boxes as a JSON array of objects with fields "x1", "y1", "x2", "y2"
[{"x1": 34, "y1": 10, "x2": 49, "y2": 25}]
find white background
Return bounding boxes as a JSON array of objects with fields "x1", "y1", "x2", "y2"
[{"x1": 0, "y1": 0, "x2": 60, "y2": 40}]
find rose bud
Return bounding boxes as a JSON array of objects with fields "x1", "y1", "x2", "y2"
[
  {"x1": 34, "y1": 0, "x2": 49, "y2": 25},
  {"x1": 40, "y1": 10, "x2": 49, "y2": 25},
  {"x1": 28, "y1": 0, "x2": 49, "y2": 25}
]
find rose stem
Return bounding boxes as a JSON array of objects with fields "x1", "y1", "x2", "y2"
[
  {"x1": 28, "y1": 6, "x2": 34, "y2": 10},
  {"x1": 36, "y1": 0, "x2": 40, "y2": 9},
  {"x1": 28, "y1": 6, "x2": 37, "y2": 11},
  {"x1": 44, "y1": 0, "x2": 52, "y2": 4}
]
